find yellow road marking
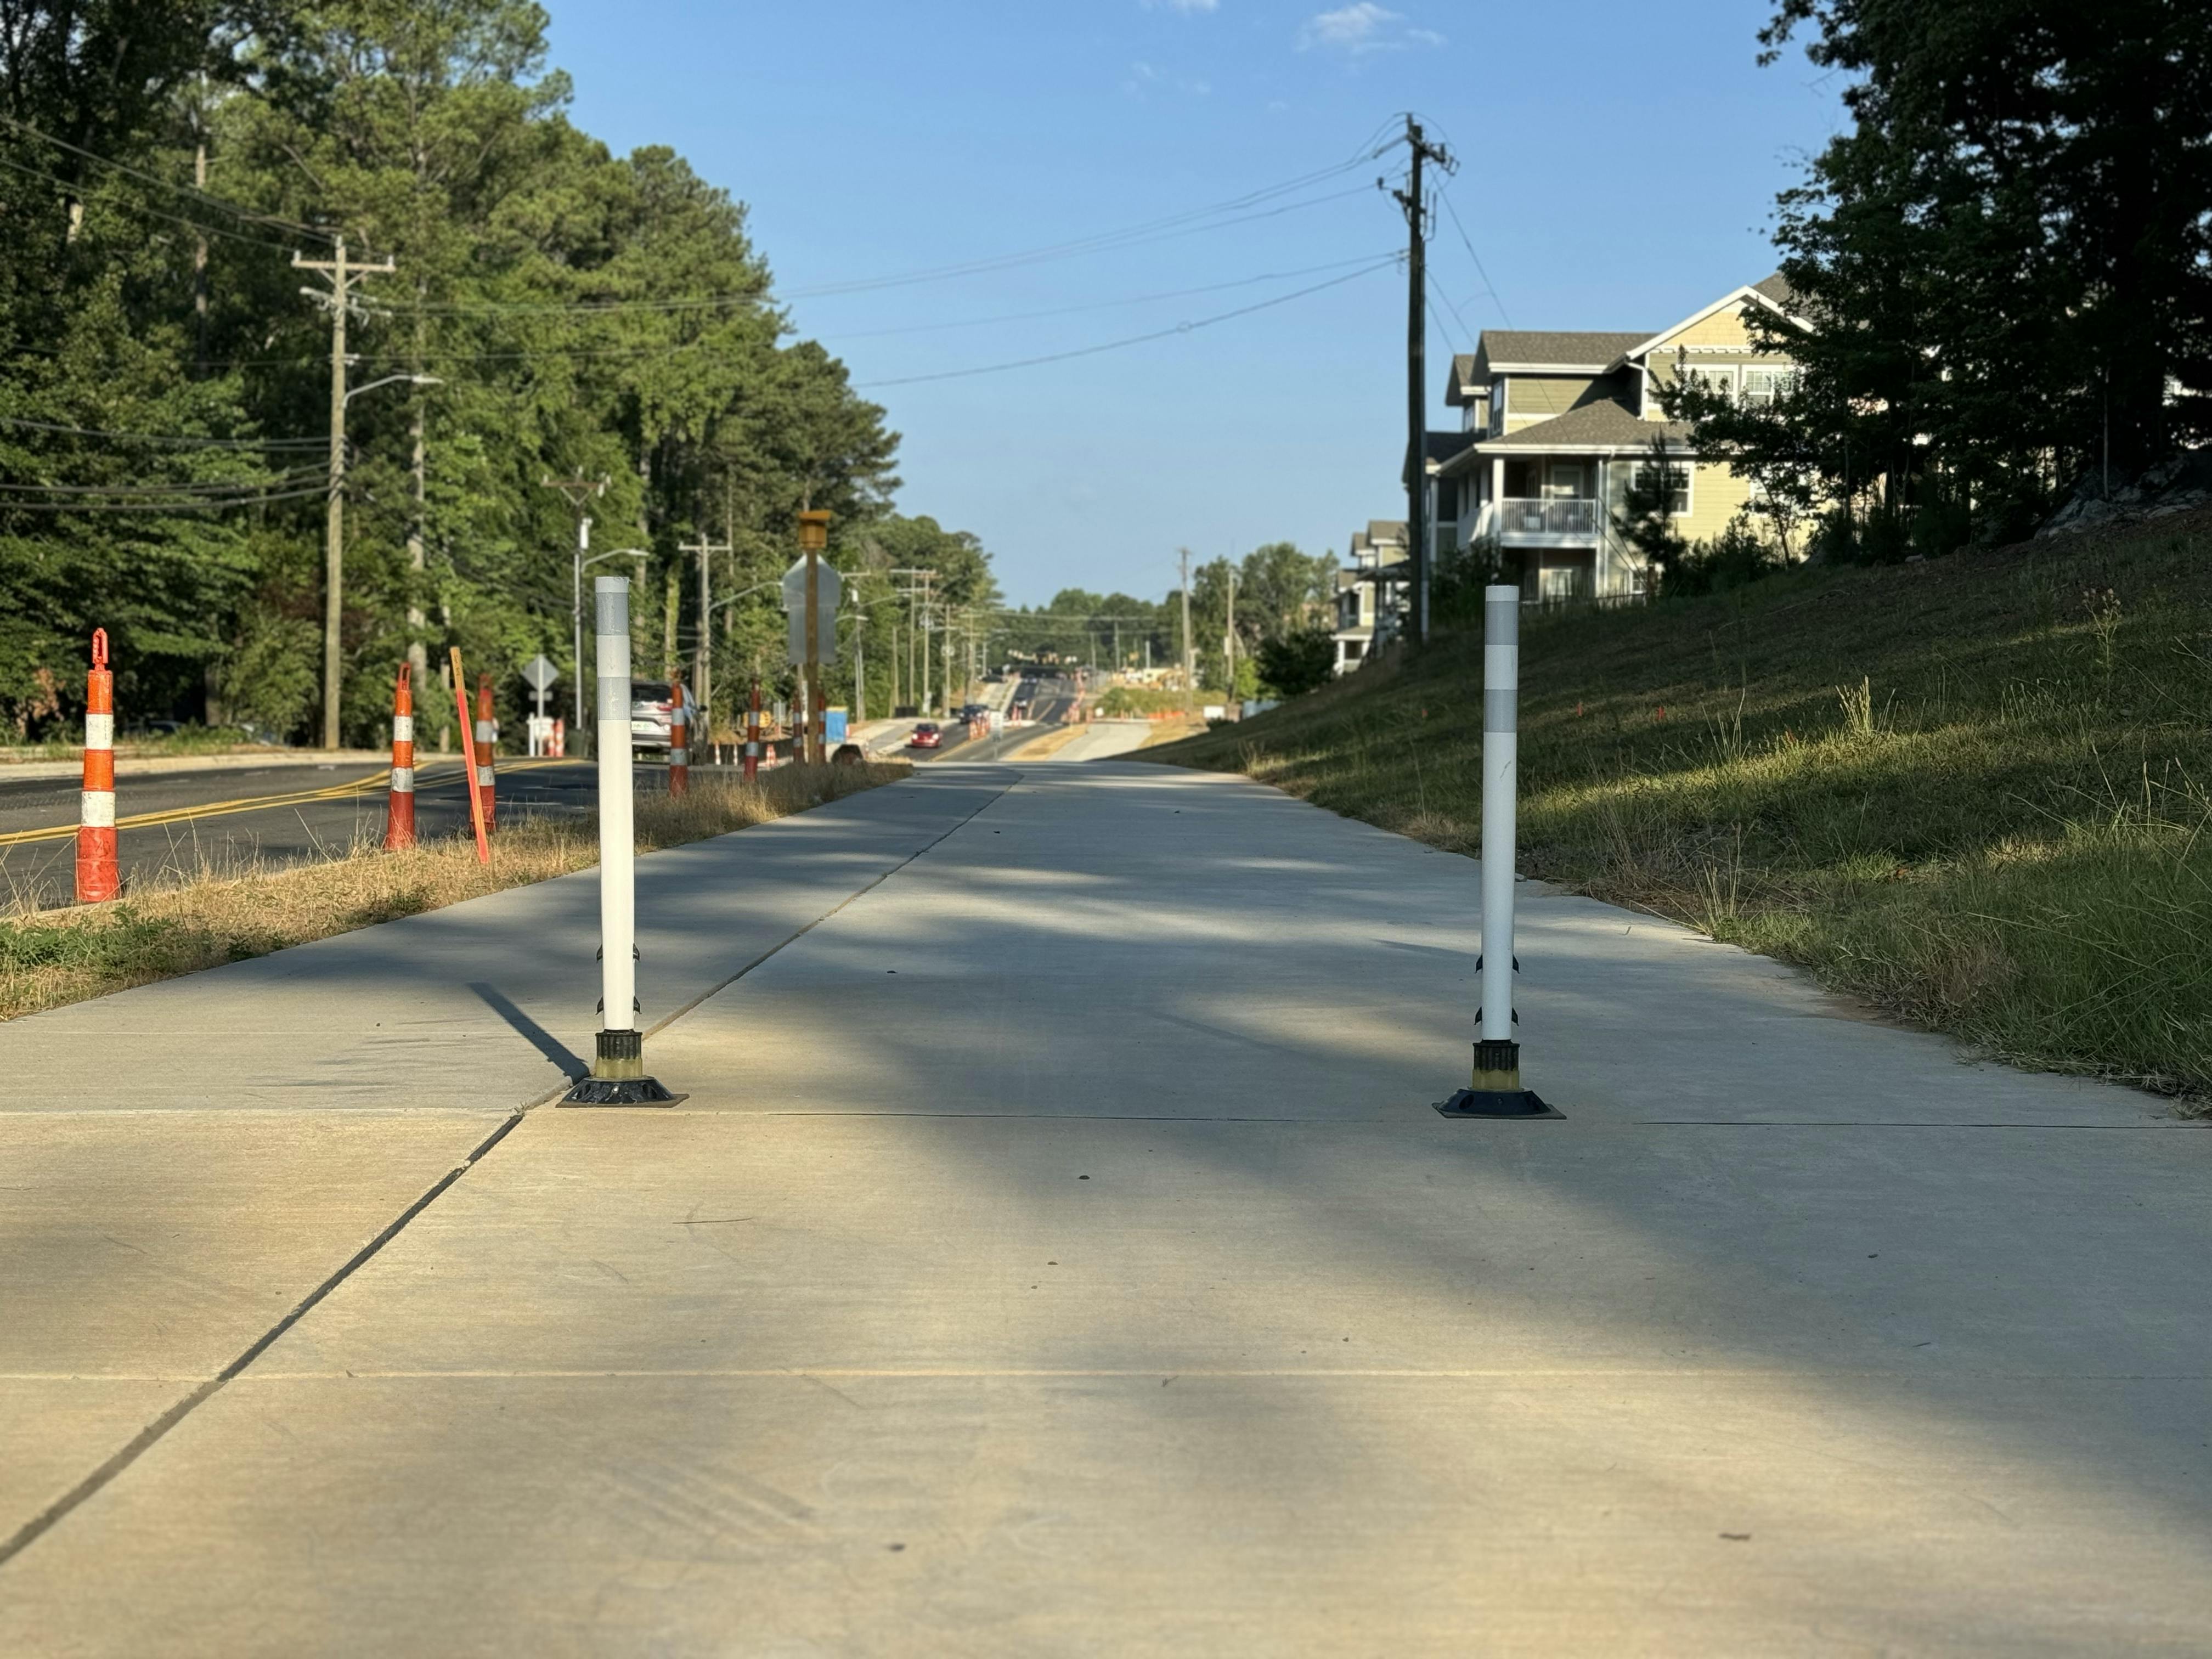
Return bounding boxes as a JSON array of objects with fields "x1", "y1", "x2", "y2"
[{"x1": 0, "y1": 758, "x2": 572, "y2": 848}]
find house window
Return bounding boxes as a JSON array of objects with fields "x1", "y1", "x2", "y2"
[
  {"x1": 1436, "y1": 476, "x2": 1460, "y2": 520},
  {"x1": 1742, "y1": 364, "x2": 1798, "y2": 406},
  {"x1": 1634, "y1": 461, "x2": 1692, "y2": 516},
  {"x1": 1543, "y1": 461, "x2": 1585, "y2": 499},
  {"x1": 1491, "y1": 377, "x2": 1506, "y2": 435},
  {"x1": 1684, "y1": 364, "x2": 1737, "y2": 399}
]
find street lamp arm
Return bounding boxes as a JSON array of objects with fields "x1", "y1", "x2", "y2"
[{"x1": 345, "y1": 372, "x2": 442, "y2": 406}]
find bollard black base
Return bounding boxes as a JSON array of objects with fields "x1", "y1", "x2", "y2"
[
  {"x1": 559, "y1": 1075, "x2": 685, "y2": 1108},
  {"x1": 1435, "y1": 1088, "x2": 1562, "y2": 1119}
]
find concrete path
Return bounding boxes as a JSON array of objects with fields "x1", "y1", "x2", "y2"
[
  {"x1": 2, "y1": 760, "x2": 2207, "y2": 1655},
  {"x1": 1030, "y1": 716, "x2": 1156, "y2": 764}
]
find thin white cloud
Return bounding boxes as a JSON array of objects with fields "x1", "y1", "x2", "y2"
[
  {"x1": 1141, "y1": 0, "x2": 1218, "y2": 12},
  {"x1": 1296, "y1": 3, "x2": 1444, "y2": 53},
  {"x1": 1122, "y1": 60, "x2": 1212, "y2": 98}
]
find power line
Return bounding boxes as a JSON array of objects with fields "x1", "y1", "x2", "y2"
[
  {"x1": 0, "y1": 115, "x2": 333, "y2": 241},
  {"x1": 0, "y1": 153, "x2": 301, "y2": 252},
  {"x1": 381, "y1": 166, "x2": 1388, "y2": 318},
  {"x1": 855, "y1": 257, "x2": 1397, "y2": 390},
  {"x1": 1436, "y1": 185, "x2": 1513, "y2": 329},
  {"x1": 0, "y1": 485, "x2": 331, "y2": 513},
  {"x1": 0, "y1": 465, "x2": 328, "y2": 495},
  {"x1": 0, "y1": 414, "x2": 325, "y2": 449}
]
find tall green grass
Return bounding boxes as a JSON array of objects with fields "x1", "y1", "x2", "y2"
[{"x1": 1161, "y1": 516, "x2": 2212, "y2": 1102}]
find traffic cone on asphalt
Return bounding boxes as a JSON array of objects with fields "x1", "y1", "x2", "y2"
[
  {"x1": 668, "y1": 675, "x2": 689, "y2": 797},
  {"x1": 474, "y1": 672, "x2": 498, "y2": 833},
  {"x1": 385, "y1": 663, "x2": 416, "y2": 849},
  {"x1": 75, "y1": 629, "x2": 119, "y2": 904}
]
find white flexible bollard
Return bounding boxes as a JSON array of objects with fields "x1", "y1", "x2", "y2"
[
  {"x1": 563, "y1": 574, "x2": 681, "y2": 1107},
  {"x1": 1439, "y1": 584, "x2": 1556, "y2": 1118}
]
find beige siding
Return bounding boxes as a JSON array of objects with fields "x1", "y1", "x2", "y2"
[
  {"x1": 1680, "y1": 460, "x2": 1757, "y2": 543},
  {"x1": 1650, "y1": 304, "x2": 1757, "y2": 352}
]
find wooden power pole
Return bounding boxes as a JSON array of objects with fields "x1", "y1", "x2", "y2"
[
  {"x1": 295, "y1": 236, "x2": 396, "y2": 750},
  {"x1": 1391, "y1": 116, "x2": 1454, "y2": 647}
]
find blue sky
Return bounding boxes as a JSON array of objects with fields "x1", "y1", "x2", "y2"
[{"x1": 545, "y1": 1, "x2": 1845, "y2": 606}]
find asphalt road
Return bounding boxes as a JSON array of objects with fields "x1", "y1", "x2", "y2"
[{"x1": 0, "y1": 755, "x2": 686, "y2": 910}]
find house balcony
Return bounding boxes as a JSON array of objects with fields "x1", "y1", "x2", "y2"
[{"x1": 1494, "y1": 497, "x2": 1598, "y2": 545}]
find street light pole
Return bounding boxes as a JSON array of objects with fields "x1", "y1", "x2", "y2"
[{"x1": 544, "y1": 476, "x2": 607, "y2": 755}]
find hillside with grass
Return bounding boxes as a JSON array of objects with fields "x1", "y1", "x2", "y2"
[{"x1": 1152, "y1": 516, "x2": 2212, "y2": 1104}]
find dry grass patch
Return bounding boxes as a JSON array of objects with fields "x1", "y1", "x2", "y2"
[{"x1": 0, "y1": 761, "x2": 906, "y2": 1019}]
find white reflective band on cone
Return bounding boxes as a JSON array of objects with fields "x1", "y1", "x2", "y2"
[
  {"x1": 669, "y1": 748, "x2": 686, "y2": 765},
  {"x1": 392, "y1": 715, "x2": 414, "y2": 742},
  {"x1": 476, "y1": 766, "x2": 495, "y2": 786},
  {"x1": 81, "y1": 791, "x2": 115, "y2": 827},
  {"x1": 390, "y1": 766, "x2": 415, "y2": 792},
  {"x1": 475, "y1": 720, "x2": 494, "y2": 742},
  {"x1": 83, "y1": 713, "x2": 113, "y2": 749}
]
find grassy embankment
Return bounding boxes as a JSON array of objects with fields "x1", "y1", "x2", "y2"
[
  {"x1": 0, "y1": 761, "x2": 906, "y2": 1019},
  {"x1": 1154, "y1": 515, "x2": 2212, "y2": 1103}
]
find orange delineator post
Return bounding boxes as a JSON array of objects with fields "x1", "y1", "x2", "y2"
[
  {"x1": 473, "y1": 671, "x2": 498, "y2": 833},
  {"x1": 449, "y1": 648, "x2": 490, "y2": 864},
  {"x1": 742, "y1": 679, "x2": 761, "y2": 783},
  {"x1": 385, "y1": 663, "x2": 416, "y2": 849},
  {"x1": 668, "y1": 676, "x2": 689, "y2": 797},
  {"x1": 75, "y1": 628, "x2": 119, "y2": 904}
]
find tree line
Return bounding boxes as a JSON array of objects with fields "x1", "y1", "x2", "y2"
[
  {"x1": 0, "y1": 0, "x2": 995, "y2": 744},
  {"x1": 1670, "y1": 0, "x2": 2211, "y2": 564}
]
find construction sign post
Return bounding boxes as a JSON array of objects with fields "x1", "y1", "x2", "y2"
[{"x1": 784, "y1": 512, "x2": 838, "y2": 762}]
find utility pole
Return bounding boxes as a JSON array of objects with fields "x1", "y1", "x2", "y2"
[
  {"x1": 1390, "y1": 116, "x2": 1455, "y2": 647},
  {"x1": 891, "y1": 567, "x2": 934, "y2": 717},
  {"x1": 1225, "y1": 566, "x2": 1238, "y2": 699},
  {"x1": 545, "y1": 476, "x2": 608, "y2": 757},
  {"x1": 679, "y1": 530, "x2": 730, "y2": 723},
  {"x1": 1178, "y1": 549, "x2": 1195, "y2": 695},
  {"x1": 295, "y1": 235, "x2": 397, "y2": 750}
]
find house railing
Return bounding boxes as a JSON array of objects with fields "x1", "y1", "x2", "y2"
[{"x1": 1497, "y1": 498, "x2": 1598, "y2": 538}]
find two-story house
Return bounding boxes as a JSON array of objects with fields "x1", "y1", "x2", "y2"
[
  {"x1": 1427, "y1": 275, "x2": 1800, "y2": 601},
  {"x1": 1330, "y1": 520, "x2": 1409, "y2": 676}
]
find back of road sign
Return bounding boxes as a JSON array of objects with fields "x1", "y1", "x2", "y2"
[
  {"x1": 781, "y1": 558, "x2": 841, "y2": 664},
  {"x1": 520, "y1": 653, "x2": 560, "y2": 693}
]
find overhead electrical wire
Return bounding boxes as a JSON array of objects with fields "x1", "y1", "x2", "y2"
[
  {"x1": 0, "y1": 484, "x2": 331, "y2": 512},
  {"x1": 382, "y1": 155, "x2": 1393, "y2": 319},
  {"x1": 0, "y1": 414, "x2": 325, "y2": 449},
  {"x1": 0, "y1": 114, "x2": 334, "y2": 242},
  {"x1": 855, "y1": 256, "x2": 1398, "y2": 390},
  {"x1": 1435, "y1": 185, "x2": 1513, "y2": 329},
  {"x1": 337, "y1": 251, "x2": 1406, "y2": 368},
  {"x1": 0, "y1": 153, "x2": 301, "y2": 252}
]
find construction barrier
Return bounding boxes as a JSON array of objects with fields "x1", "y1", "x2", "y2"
[
  {"x1": 742, "y1": 679, "x2": 761, "y2": 783},
  {"x1": 548, "y1": 716, "x2": 565, "y2": 759},
  {"x1": 448, "y1": 648, "x2": 490, "y2": 864},
  {"x1": 668, "y1": 676, "x2": 689, "y2": 797},
  {"x1": 385, "y1": 663, "x2": 415, "y2": 849},
  {"x1": 473, "y1": 671, "x2": 498, "y2": 833},
  {"x1": 75, "y1": 628, "x2": 118, "y2": 903}
]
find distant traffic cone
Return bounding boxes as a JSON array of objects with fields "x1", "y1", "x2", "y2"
[
  {"x1": 474, "y1": 671, "x2": 498, "y2": 833},
  {"x1": 75, "y1": 628, "x2": 119, "y2": 903},
  {"x1": 385, "y1": 663, "x2": 416, "y2": 849},
  {"x1": 668, "y1": 675, "x2": 689, "y2": 797}
]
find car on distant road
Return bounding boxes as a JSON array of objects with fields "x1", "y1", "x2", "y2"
[
  {"x1": 907, "y1": 722, "x2": 942, "y2": 749},
  {"x1": 629, "y1": 681, "x2": 708, "y2": 753}
]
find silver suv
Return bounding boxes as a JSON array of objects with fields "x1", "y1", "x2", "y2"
[{"x1": 628, "y1": 681, "x2": 707, "y2": 752}]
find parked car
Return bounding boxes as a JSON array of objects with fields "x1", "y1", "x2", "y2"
[
  {"x1": 907, "y1": 722, "x2": 942, "y2": 749},
  {"x1": 629, "y1": 681, "x2": 708, "y2": 753}
]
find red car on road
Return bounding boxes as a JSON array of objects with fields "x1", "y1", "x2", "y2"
[{"x1": 907, "y1": 722, "x2": 943, "y2": 749}]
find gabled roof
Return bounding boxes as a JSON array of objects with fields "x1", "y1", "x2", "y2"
[
  {"x1": 1610, "y1": 281, "x2": 1803, "y2": 369},
  {"x1": 1436, "y1": 402, "x2": 1692, "y2": 469},
  {"x1": 1445, "y1": 353, "x2": 1485, "y2": 407},
  {"x1": 1471, "y1": 330, "x2": 1653, "y2": 377},
  {"x1": 1751, "y1": 271, "x2": 1796, "y2": 306}
]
